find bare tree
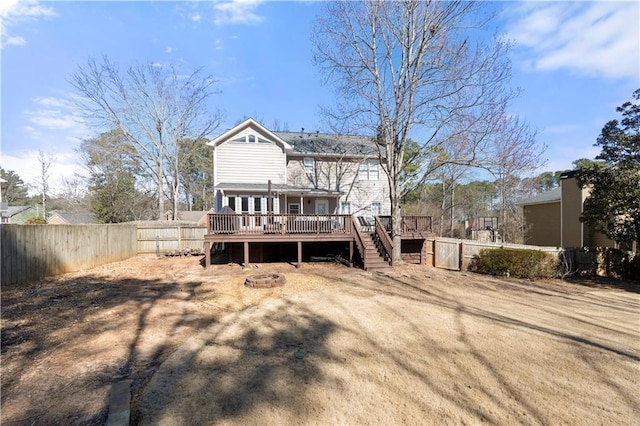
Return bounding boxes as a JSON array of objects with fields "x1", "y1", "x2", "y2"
[
  {"x1": 71, "y1": 56, "x2": 221, "y2": 220},
  {"x1": 487, "y1": 115, "x2": 543, "y2": 242},
  {"x1": 314, "y1": 0, "x2": 519, "y2": 263},
  {"x1": 35, "y1": 150, "x2": 55, "y2": 218}
]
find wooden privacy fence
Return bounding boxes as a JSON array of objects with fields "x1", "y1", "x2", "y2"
[
  {"x1": 136, "y1": 222, "x2": 207, "y2": 254},
  {"x1": 1, "y1": 224, "x2": 137, "y2": 286},
  {"x1": 423, "y1": 238, "x2": 562, "y2": 271}
]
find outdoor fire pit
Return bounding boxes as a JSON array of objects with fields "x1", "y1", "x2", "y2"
[{"x1": 244, "y1": 273, "x2": 286, "y2": 288}]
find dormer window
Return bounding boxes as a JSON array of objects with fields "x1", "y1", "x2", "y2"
[{"x1": 248, "y1": 134, "x2": 256, "y2": 143}]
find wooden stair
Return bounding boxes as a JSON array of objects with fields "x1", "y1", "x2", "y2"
[{"x1": 361, "y1": 232, "x2": 392, "y2": 271}]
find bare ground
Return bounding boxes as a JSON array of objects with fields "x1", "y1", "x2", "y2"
[{"x1": 1, "y1": 255, "x2": 639, "y2": 425}]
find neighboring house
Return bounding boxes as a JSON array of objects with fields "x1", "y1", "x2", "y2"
[
  {"x1": 47, "y1": 211, "x2": 98, "y2": 225},
  {"x1": 208, "y1": 118, "x2": 390, "y2": 217},
  {"x1": 519, "y1": 171, "x2": 616, "y2": 248},
  {"x1": 175, "y1": 210, "x2": 210, "y2": 225},
  {"x1": 1, "y1": 206, "x2": 42, "y2": 224}
]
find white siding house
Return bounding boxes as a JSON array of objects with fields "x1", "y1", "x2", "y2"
[{"x1": 207, "y1": 118, "x2": 391, "y2": 216}]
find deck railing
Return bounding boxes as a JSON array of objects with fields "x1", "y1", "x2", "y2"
[
  {"x1": 208, "y1": 213, "x2": 353, "y2": 235},
  {"x1": 377, "y1": 215, "x2": 433, "y2": 234}
]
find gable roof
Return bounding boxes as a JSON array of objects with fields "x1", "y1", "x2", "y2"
[
  {"x1": 175, "y1": 210, "x2": 209, "y2": 223},
  {"x1": 517, "y1": 187, "x2": 561, "y2": 206},
  {"x1": 207, "y1": 118, "x2": 293, "y2": 150},
  {"x1": 49, "y1": 211, "x2": 98, "y2": 224}
]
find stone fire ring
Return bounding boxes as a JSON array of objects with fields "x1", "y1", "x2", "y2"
[{"x1": 244, "y1": 273, "x2": 286, "y2": 288}]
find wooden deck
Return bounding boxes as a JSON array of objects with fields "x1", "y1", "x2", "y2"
[{"x1": 204, "y1": 213, "x2": 433, "y2": 269}]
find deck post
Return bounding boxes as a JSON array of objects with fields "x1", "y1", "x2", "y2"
[
  {"x1": 297, "y1": 241, "x2": 302, "y2": 268},
  {"x1": 244, "y1": 241, "x2": 249, "y2": 267},
  {"x1": 205, "y1": 241, "x2": 211, "y2": 268},
  {"x1": 349, "y1": 241, "x2": 353, "y2": 267}
]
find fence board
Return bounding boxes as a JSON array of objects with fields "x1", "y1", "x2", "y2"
[
  {"x1": 136, "y1": 224, "x2": 207, "y2": 254},
  {"x1": 1, "y1": 224, "x2": 137, "y2": 286},
  {"x1": 426, "y1": 238, "x2": 562, "y2": 271},
  {"x1": 435, "y1": 239, "x2": 461, "y2": 270}
]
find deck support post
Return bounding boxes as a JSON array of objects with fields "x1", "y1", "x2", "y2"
[
  {"x1": 244, "y1": 241, "x2": 249, "y2": 267},
  {"x1": 297, "y1": 241, "x2": 302, "y2": 268},
  {"x1": 205, "y1": 241, "x2": 211, "y2": 268},
  {"x1": 349, "y1": 241, "x2": 353, "y2": 267}
]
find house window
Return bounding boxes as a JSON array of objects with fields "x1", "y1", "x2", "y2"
[
  {"x1": 371, "y1": 201, "x2": 382, "y2": 216},
  {"x1": 288, "y1": 203, "x2": 301, "y2": 214},
  {"x1": 248, "y1": 134, "x2": 256, "y2": 143},
  {"x1": 227, "y1": 196, "x2": 236, "y2": 211},
  {"x1": 340, "y1": 201, "x2": 351, "y2": 214},
  {"x1": 254, "y1": 197, "x2": 263, "y2": 213},
  {"x1": 359, "y1": 160, "x2": 379, "y2": 180},
  {"x1": 303, "y1": 158, "x2": 315, "y2": 174}
]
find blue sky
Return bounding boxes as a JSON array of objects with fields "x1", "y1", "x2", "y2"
[{"x1": 1, "y1": 0, "x2": 638, "y2": 195}]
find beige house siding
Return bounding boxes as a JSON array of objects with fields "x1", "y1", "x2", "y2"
[
  {"x1": 524, "y1": 202, "x2": 561, "y2": 247},
  {"x1": 214, "y1": 127, "x2": 287, "y2": 185},
  {"x1": 560, "y1": 175, "x2": 618, "y2": 248},
  {"x1": 286, "y1": 156, "x2": 390, "y2": 215},
  {"x1": 560, "y1": 176, "x2": 585, "y2": 247}
]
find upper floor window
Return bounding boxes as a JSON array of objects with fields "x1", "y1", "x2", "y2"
[
  {"x1": 231, "y1": 133, "x2": 271, "y2": 143},
  {"x1": 303, "y1": 157, "x2": 315, "y2": 174},
  {"x1": 340, "y1": 201, "x2": 351, "y2": 214},
  {"x1": 359, "y1": 159, "x2": 379, "y2": 180}
]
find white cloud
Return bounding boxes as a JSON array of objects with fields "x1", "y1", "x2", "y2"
[
  {"x1": 166, "y1": 45, "x2": 175, "y2": 53},
  {"x1": 0, "y1": 150, "x2": 85, "y2": 197},
  {"x1": 1, "y1": 0, "x2": 57, "y2": 48},
  {"x1": 24, "y1": 95, "x2": 87, "y2": 133},
  {"x1": 5, "y1": 35, "x2": 26, "y2": 46},
  {"x1": 213, "y1": 0, "x2": 264, "y2": 25},
  {"x1": 191, "y1": 13, "x2": 201, "y2": 23},
  {"x1": 503, "y1": 1, "x2": 639, "y2": 80}
]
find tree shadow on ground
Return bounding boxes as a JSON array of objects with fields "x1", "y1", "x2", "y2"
[
  {"x1": 138, "y1": 298, "x2": 337, "y2": 424},
  {"x1": 1, "y1": 274, "x2": 218, "y2": 425}
]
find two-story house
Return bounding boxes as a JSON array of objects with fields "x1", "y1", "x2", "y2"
[
  {"x1": 208, "y1": 118, "x2": 390, "y2": 217},
  {"x1": 204, "y1": 118, "x2": 431, "y2": 270}
]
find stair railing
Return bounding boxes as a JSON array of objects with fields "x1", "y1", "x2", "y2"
[
  {"x1": 351, "y1": 215, "x2": 369, "y2": 268},
  {"x1": 374, "y1": 216, "x2": 393, "y2": 263}
]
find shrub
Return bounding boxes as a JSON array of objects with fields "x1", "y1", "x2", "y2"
[
  {"x1": 470, "y1": 248, "x2": 559, "y2": 279},
  {"x1": 24, "y1": 216, "x2": 47, "y2": 224}
]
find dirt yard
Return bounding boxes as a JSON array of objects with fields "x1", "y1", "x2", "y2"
[{"x1": 1, "y1": 256, "x2": 639, "y2": 425}]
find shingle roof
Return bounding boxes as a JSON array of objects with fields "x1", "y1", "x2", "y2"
[
  {"x1": 175, "y1": 211, "x2": 208, "y2": 222},
  {"x1": 49, "y1": 211, "x2": 98, "y2": 224},
  {"x1": 273, "y1": 131, "x2": 381, "y2": 157},
  {"x1": 4, "y1": 206, "x2": 31, "y2": 217},
  {"x1": 517, "y1": 187, "x2": 561, "y2": 206}
]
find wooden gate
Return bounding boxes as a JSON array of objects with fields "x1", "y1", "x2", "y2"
[{"x1": 435, "y1": 239, "x2": 461, "y2": 270}]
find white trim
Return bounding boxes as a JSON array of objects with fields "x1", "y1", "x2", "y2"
[
  {"x1": 371, "y1": 200, "x2": 382, "y2": 216},
  {"x1": 288, "y1": 203, "x2": 301, "y2": 214},
  {"x1": 207, "y1": 118, "x2": 293, "y2": 151},
  {"x1": 303, "y1": 157, "x2": 315, "y2": 174}
]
